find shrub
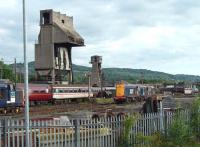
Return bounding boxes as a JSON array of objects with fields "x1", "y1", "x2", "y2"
[
  {"x1": 190, "y1": 96, "x2": 200, "y2": 139},
  {"x1": 118, "y1": 114, "x2": 138, "y2": 147}
]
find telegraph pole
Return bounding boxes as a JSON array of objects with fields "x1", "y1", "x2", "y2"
[
  {"x1": 86, "y1": 73, "x2": 91, "y2": 100},
  {"x1": 14, "y1": 58, "x2": 17, "y2": 88},
  {"x1": 140, "y1": 71, "x2": 144, "y2": 84},
  {"x1": 0, "y1": 58, "x2": 3, "y2": 79},
  {"x1": 20, "y1": 66, "x2": 22, "y2": 83},
  {"x1": 22, "y1": 0, "x2": 29, "y2": 146}
]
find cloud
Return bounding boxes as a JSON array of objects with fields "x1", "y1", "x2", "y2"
[
  {"x1": 0, "y1": 0, "x2": 17, "y2": 9},
  {"x1": 0, "y1": 0, "x2": 200, "y2": 75}
]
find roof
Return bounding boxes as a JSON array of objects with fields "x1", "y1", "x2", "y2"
[{"x1": 55, "y1": 23, "x2": 84, "y2": 46}]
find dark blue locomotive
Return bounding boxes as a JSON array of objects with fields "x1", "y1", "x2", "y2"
[
  {"x1": 0, "y1": 80, "x2": 24, "y2": 113},
  {"x1": 114, "y1": 82, "x2": 155, "y2": 103}
]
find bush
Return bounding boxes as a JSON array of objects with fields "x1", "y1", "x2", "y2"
[
  {"x1": 118, "y1": 97, "x2": 200, "y2": 147},
  {"x1": 190, "y1": 96, "x2": 200, "y2": 139},
  {"x1": 118, "y1": 114, "x2": 139, "y2": 147},
  {"x1": 136, "y1": 112, "x2": 197, "y2": 147},
  {"x1": 162, "y1": 113, "x2": 196, "y2": 147}
]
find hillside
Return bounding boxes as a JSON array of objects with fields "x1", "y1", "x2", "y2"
[{"x1": 12, "y1": 61, "x2": 200, "y2": 84}]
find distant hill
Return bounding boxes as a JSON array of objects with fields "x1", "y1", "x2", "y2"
[{"x1": 12, "y1": 61, "x2": 200, "y2": 84}]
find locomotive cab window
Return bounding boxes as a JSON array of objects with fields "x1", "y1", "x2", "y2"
[
  {"x1": 130, "y1": 89, "x2": 134, "y2": 94},
  {"x1": 0, "y1": 88, "x2": 7, "y2": 99}
]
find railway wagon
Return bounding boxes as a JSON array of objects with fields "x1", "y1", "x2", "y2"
[
  {"x1": 17, "y1": 83, "x2": 53, "y2": 105},
  {"x1": 0, "y1": 80, "x2": 24, "y2": 113},
  {"x1": 52, "y1": 86, "x2": 93, "y2": 101},
  {"x1": 29, "y1": 92, "x2": 53, "y2": 105},
  {"x1": 17, "y1": 84, "x2": 94, "y2": 104},
  {"x1": 114, "y1": 82, "x2": 155, "y2": 103}
]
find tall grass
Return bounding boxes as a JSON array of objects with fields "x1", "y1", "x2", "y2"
[
  {"x1": 118, "y1": 114, "x2": 138, "y2": 147},
  {"x1": 118, "y1": 97, "x2": 200, "y2": 147}
]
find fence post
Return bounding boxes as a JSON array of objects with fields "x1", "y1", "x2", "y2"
[
  {"x1": 164, "y1": 111, "x2": 167, "y2": 135},
  {"x1": 159, "y1": 101, "x2": 164, "y2": 132},
  {"x1": 3, "y1": 118, "x2": 8, "y2": 147},
  {"x1": 74, "y1": 119, "x2": 80, "y2": 147}
]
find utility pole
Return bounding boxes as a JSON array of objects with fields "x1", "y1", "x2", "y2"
[
  {"x1": 0, "y1": 58, "x2": 3, "y2": 79},
  {"x1": 88, "y1": 73, "x2": 91, "y2": 100},
  {"x1": 140, "y1": 71, "x2": 144, "y2": 84},
  {"x1": 14, "y1": 58, "x2": 17, "y2": 88},
  {"x1": 100, "y1": 71, "x2": 104, "y2": 98},
  {"x1": 19, "y1": 66, "x2": 22, "y2": 83},
  {"x1": 22, "y1": 0, "x2": 29, "y2": 146}
]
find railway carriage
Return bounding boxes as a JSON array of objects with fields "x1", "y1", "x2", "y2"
[
  {"x1": 17, "y1": 84, "x2": 99, "y2": 104},
  {"x1": 16, "y1": 83, "x2": 114, "y2": 106},
  {"x1": 52, "y1": 86, "x2": 93, "y2": 100}
]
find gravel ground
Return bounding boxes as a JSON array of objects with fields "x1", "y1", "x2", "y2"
[
  {"x1": 175, "y1": 97, "x2": 195, "y2": 108},
  {"x1": 2, "y1": 101, "x2": 144, "y2": 119},
  {"x1": 1, "y1": 96, "x2": 195, "y2": 119}
]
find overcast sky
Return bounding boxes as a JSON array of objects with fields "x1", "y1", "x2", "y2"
[{"x1": 0, "y1": 0, "x2": 200, "y2": 75}]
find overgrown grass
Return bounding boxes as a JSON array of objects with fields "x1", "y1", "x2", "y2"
[
  {"x1": 190, "y1": 96, "x2": 200, "y2": 139},
  {"x1": 95, "y1": 98, "x2": 114, "y2": 104},
  {"x1": 118, "y1": 114, "x2": 139, "y2": 147},
  {"x1": 118, "y1": 97, "x2": 200, "y2": 147}
]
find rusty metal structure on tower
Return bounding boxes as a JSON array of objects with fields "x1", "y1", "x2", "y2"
[
  {"x1": 90, "y1": 55, "x2": 102, "y2": 87},
  {"x1": 35, "y1": 9, "x2": 84, "y2": 84}
]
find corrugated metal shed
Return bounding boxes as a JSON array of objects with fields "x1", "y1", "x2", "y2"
[{"x1": 162, "y1": 96, "x2": 176, "y2": 109}]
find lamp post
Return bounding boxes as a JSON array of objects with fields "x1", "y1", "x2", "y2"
[{"x1": 22, "y1": 0, "x2": 29, "y2": 146}]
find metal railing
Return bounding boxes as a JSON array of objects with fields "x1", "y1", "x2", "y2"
[{"x1": 0, "y1": 110, "x2": 195, "y2": 147}]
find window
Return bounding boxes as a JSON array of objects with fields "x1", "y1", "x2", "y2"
[
  {"x1": 59, "y1": 89, "x2": 64, "y2": 93},
  {"x1": 130, "y1": 89, "x2": 134, "y2": 94},
  {"x1": 33, "y1": 90, "x2": 39, "y2": 93},
  {"x1": 64, "y1": 90, "x2": 69, "y2": 93},
  {"x1": 0, "y1": 88, "x2": 7, "y2": 99},
  {"x1": 53, "y1": 89, "x2": 59, "y2": 93},
  {"x1": 42, "y1": 12, "x2": 50, "y2": 25},
  {"x1": 61, "y1": 19, "x2": 65, "y2": 24},
  {"x1": 40, "y1": 90, "x2": 46, "y2": 93}
]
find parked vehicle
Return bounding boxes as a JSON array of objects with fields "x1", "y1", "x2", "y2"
[
  {"x1": 0, "y1": 80, "x2": 24, "y2": 113},
  {"x1": 114, "y1": 82, "x2": 155, "y2": 103},
  {"x1": 52, "y1": 86, "x2": 93, "y2": 102},
  {"x1": 184, "y1": 88, "x2": 193, "y2": 95}
]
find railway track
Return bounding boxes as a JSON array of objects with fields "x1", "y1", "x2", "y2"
[
  {"x1": 1, "y1": 101, "x2": 144, "y2": 119},
  {"x1": 2, "y1": 96, "x2": 192, "y2": 119}
]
